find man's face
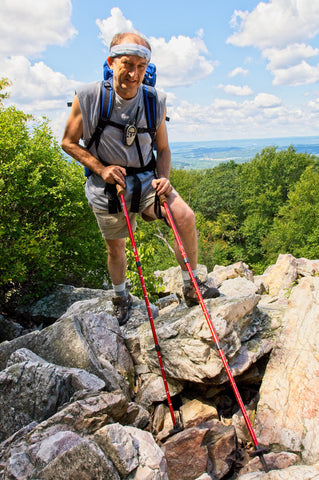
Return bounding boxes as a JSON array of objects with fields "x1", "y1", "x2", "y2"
[{"x1": 108, "y1": 54, "x2": 148, "y2": 99}]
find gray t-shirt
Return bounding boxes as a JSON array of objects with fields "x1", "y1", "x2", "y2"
[{"x1": 76, "y1": 81, "x2": 166, "y2": 210}]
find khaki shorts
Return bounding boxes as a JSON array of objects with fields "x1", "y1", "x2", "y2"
[{"x1": 91, "y1": 188, "x2": 156, "y2": 240}]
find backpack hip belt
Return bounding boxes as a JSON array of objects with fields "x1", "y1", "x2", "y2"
[{"x1": 103, "y1": 156, "x2": 156, "y2": 214}]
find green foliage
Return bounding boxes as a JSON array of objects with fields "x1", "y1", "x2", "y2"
[
  {"x1": 170, "y1": 146, "x2": 318, "y2": 274},
  {"x1": 0, "y1": 88, "x2": 107, "y2": 307},
  {"x1": 170, "y1": 168, "x2": 205, "y2": 209},
  {"x1": 193, "y1": 161, "x2": 241, "y2": 219},
  {"x1": 237, "y1": 146, "x2": 315, "y2": 268},
  {"x1": 125, "y1": 231, "x2": 163, "y2": 302},
  {"x1": 0, "y1": 78, "x2": 11, "y2": 101},
  {"x1": 263, "y1": 163, "x2": 319, "y2": 261}
]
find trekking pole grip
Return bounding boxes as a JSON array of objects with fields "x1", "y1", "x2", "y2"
[
  {"x1": 116, "y1": 184, "x2": 125, "y2": 197},
  {"x1": 159, "y1": 194, "x2": 167, "y2": 206}
]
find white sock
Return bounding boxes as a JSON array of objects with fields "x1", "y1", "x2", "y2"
[
  {"x1": 113, "y1": 281, "x2": 127, "y2": 297},
  {"x1": 182, "y1": 268, "x2": 198, "y2": 285}
]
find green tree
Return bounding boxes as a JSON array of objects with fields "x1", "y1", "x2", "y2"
[
  {"x1": 193, "y1": 161, "x2": 242, "y2": 220},
  {"x1": 0, "y1": 79, "x2": 107, "y2": 308},
  {"x1": 263, "y1": 163, "x2": 319, "y2": 262},
  {"x1": 237, "y1": 146, "x2": 315, "y2": 269},
  {"x1": 170, "y1": 168, "x2": 205, "y2": 209}
]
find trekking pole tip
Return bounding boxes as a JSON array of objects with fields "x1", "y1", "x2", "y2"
[
  {"x1": 168, "y1": 423, "x2": 184, "y2": 436},
  {"x1": 250, "y1": 446, "x2": 270, "y2": 473}
]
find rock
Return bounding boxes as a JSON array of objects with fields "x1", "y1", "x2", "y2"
[
  {"x1": 0, "y1": 348, "x2": 106, "y2": 442},
  {"x1": 7, "y1": 348, "x2": 106, "y2": 392},
  {"x1": 151, "y1": 403, "x2": 166, "y2": 434},
  {"x1": 0, "y1": 360, "x2": 74, "y2": 442},
  {"x1": 126, "y1": 293, "x2": 272, "y2": 386},
  {"x1": 38, "y1": 438, "x2": 120, "y2": 480},
  {"x1": 162, "y1": 420, "x2": 236, "y2": 480},
  {"x1": 232, "y1": 400, "x2": 257, "y2": 444},
  {"x1": 125, "y1": 426, "x2": 168, "y2": 479},
  {"x1": 238, "y1": 463, "x2": 319, "y2": 479},
  {"x1": 0, "y1": 314, "x2": 23, "y2": 342},
  {"x1": 240, "y1": 451, "x2": 299, "y2": 475},
  {"x1": 180, "y1": 398, "x2": 219, "y2": 429},
  {"x1": 255, "y1": 276, "x2": 319, "y2": 464},
  {"x1": 94, "y1": 423, "x2": 139, "y2": 476},
  {"x1": 0, "y1": 391, "x2": 151, "y2": 479},
  {"x1": 162, "y1": 425, "x2": 209, "y2": 480},
  {"x1": 219, "y1": 277, "x2": 260, "y2": 298},
  {"x1": 43, "y1": 391, "x2": 131, "y2": 434},
  {"x1": 18, "y1": 284, "x2": 114, "y2": 324},
  {"x1": 2, "y1": 256, "x2": 319, "y2": 479},
  {"x1": 134, "y1": 372, "x2": 183, "y2": 410},
  {"x1": 0, "y1": 311, "x2": 133, "y2": 398},
  {"x1": 258, "y1": 254, "x2": 298, "y2": 297},
  {"x1": 154, "y1": 265, "x2": 208, "y2": 297},
  {"x1": 296, "y1": 258, "x2": 319, "y2": 277},
  {"x1": 120, "y1": 402, "x2": 151, "y2": 430},
  {"x1": 156, "y1": 293, "x2": 180, "y2": 315},
  {"x1": 210, "y1": 262, "x2": 254, "y2": 285}
]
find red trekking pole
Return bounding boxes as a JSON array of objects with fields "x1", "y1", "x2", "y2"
[
  {"x1": 159, "y1": 194, "x2": 269, "y2": 472},
  {"x1": 116, "y1": 184, "x2": 182, "y2": 433}
]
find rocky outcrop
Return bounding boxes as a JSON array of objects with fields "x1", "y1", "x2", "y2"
[{"x1": 1, "y1": 254, "x2": 319, "y2": 479}]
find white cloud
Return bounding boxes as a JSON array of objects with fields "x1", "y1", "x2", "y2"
[
  {"x1": 150, "y1": 35, "x2": 215, "y2": 88},
  {"x1": 227, "y1": 1, "x2": 319, "y2": 87},
  {"x1": 96, "y1": 7, "x2": 138, "y2": 48},
  {"x1": 262, "y1": 43, "x2": 319, "y2": 85},
  {"x1": 0, "y1": 0, "x2": 77, "y2": 56},
  {"x1": 228, "y1": 67, "x2": 249, "y2": 77},
  {"x1": 270, "y1": 61, "x2": 319, "y2": 86},
  {"x1": 96, "y1": 8, "x2": 215, "y2": 88},
  {"x1": 219, "y1": 84, "x2": 253, "y2": 96},
  {"x1": 0, "y1": 56, "x2": 82, "y2": 112},
  {"x1": 227, "y1": 0, "x2": 319, "y2": 49},
  {"x1": 254, "y1": 93, "x2": 282, "y2": 108},
  {"x1": 264, "y1": 43, "x2": 319, "y2": 69},
  {"x1": 167, "y1": 92, "x2": 318, "y2": 141},
  {"x1": 308, "y1": 97, "x2": 319, "y2": 111}
]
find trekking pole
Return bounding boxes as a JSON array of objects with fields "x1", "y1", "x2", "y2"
[
  {"x1": 159, "y1": 194, "x2": 269, "y2": 472},
  {"x1": 116, "y1": 184, "x2": 182, "y2": 433}
]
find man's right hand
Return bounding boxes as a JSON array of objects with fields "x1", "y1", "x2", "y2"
[{"x1": 101, "y1": 165, "x2": 127, "y2": 188}]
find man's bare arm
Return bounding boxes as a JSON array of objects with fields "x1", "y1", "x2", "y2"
[
  {"x1": 61, "y1": 95, "x2": 127, "y2": 187},
  {"x1": 152, "y1": 108, "x2": 172, "y2": 196}
]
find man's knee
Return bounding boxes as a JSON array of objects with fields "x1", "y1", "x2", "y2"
[
  {"x1": 173, "y1": 204, "x2": 196, "y2": 232},
  {"x1": 106, "y1": 238, "x2": 126, "y2": 258}
]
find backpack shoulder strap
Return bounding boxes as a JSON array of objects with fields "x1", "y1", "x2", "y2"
[
  {"x1": 87, "y1": 80, "x2": 115, "y2": 151},
  {"x1": 142, "y1": 84, "x2": 157, "y2": 143}
]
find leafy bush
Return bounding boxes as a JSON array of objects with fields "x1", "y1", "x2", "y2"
[
  {"x1": 0, "y1": 80, "x2": 107, "y2": 308},
  {"x1": 125, "y1": 231, "x2": 164, "y2": 302}
]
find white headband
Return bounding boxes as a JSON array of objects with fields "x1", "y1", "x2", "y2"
[{"x1": 110, "y1": 43, "x2": 151, "y2": 62}]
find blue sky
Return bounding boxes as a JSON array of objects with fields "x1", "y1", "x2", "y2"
[{"x1": 1, "y1": 0, "x2": 319, "y2": 142}]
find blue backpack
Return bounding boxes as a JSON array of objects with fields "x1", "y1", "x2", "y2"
[{"x1": 84, "y1": 61, "x2": 158, "y2": 178}]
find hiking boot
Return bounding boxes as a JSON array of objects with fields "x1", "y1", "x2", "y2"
[
  {"x1": 183, "y1": 278, "x2": 220, "y2": 307},
  {"x1": 112, "y1": 294, "x2": 132, "y2": 326}
]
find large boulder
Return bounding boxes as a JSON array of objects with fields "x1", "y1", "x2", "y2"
[
  {"x1": 255, "y1": 276, "x2": 319, "y2": 464},
  {"x1": 124, "y1": 293, "x2": 273, "y2": 386}
]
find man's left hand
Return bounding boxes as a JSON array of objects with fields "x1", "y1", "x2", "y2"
[{"x1": 152, "y1": 177, "x2": 173, "y2": 196}]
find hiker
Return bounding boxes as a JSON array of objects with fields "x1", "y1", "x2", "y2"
[{"x1": 61, "y1": 31, "x2": 220, "y2": 325}]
